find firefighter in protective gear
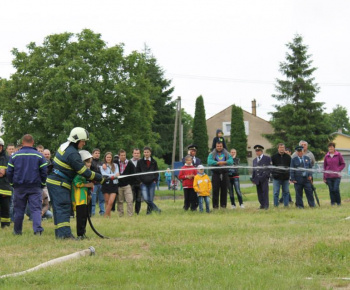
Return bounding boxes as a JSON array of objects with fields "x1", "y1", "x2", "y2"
[
  {"x1": 0, "y1": 138, "x2": 12, "y2": 228},
  {"x1": 47, "y1": 127, "x2": 106, "y2": 239}
]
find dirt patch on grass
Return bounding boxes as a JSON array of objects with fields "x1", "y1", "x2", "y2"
[
  {"x1": 111, "y1": 252, "x2": 143, "y2": 260},
  {"x1": 140, "y1": 243, "x2": 150, "y2": 251},
  {"x1": 321, "y1": 279, "x2": 350, "y2": 289},
  {"x1": 103, "y1": 240, "x2": 150, "y2": 260}
]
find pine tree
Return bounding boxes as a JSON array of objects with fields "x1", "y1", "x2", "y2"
[
  {"x1": 192, "y1": 96, "x2": 209, "y2": 162},
  {"x1": 230, "y1": 105, "x2": 247, "y2": 163},
  {"x1": 143, "y1": 46, "x2": 176, "y2": 160},
  {"x1": 265, "y1": 35, "x2": 332, "y2": 160}
]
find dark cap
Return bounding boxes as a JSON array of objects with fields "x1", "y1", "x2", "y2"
[
  {"x1": 254, "y1": 145, "x2": 264, "y2": 151},
  {"x1": 187, "y1": 144, "x2": 198, "y2": 151},
  {"x1": 295, "y1": 145, "x2": 303, "y2": 151}
]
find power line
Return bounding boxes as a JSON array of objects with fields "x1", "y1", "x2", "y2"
[
  {"x1": 168, "y1": 73, "x2": 274, "y2": 85},
  {"x1": 168, "y1": 73, "x2": 350, "y2": 87}
]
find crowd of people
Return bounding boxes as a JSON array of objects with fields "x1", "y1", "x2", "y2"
[
  {"x1": 251, "y1": 140, "x2": 345, "y2": 210},
  {"x1": 0, "y1": 128, "x2": 163, "y2": 239},
  {"x1": 0, "y1": 127, "x2": 347, "y2": 240},
  {"x1": 177, "y1": 133, "x2": 346, "y2": 213}
]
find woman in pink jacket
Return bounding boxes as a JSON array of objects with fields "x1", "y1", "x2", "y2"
[{"x1": 323, "y1": 142, "x2": 345, "y2": 206}]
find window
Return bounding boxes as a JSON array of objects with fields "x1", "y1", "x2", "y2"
[
  {"x1": 222, "y1": 122, "x2": 231, "y2": 135},
  {"x1": 222, "y1": 121, "x2": 249, "y2": 136}
]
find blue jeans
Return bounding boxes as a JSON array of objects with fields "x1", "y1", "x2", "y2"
[
  {"x1": 229, "y1": 178, "x2": 243, "y2": 206},
  {"x1": 273, "y1": 179, "x2": 290, "y2": 206},
  {"x1": 26, "y1": 206, "x2": 53, "y2": 220},
  {"x1": 198, "y1": 196, "x2": 210, "y2": 213},
  {"x1": 140, "y1": 183, "x2": 160, "y2": 214},
  {"x1": 43, "y1": 210, "x2": 53, "y2": 219},
  {"x1": 91, "y1": 184, "x2": 105, "y2": 215},
  {"x1": 166, "y1": 179, "x2": 171, "y2": 190},
  {"x1": 326, "y1": 178, "x2": 341, "y2": 205}
]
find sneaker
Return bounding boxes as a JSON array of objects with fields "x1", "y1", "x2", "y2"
[
  {"x1": 231, "y1": 205, "x2": 236, "y2": 209},
  {"x1": 34, "y1": 231, "x2": 42, "y2": 236},
  {"x1": 240, "y1": 204, "x2": 245, "y2": 209}
]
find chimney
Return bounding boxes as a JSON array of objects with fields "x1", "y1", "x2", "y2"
[{"x1": 252, "y1": 99, "x2": 256, "y2": 116}]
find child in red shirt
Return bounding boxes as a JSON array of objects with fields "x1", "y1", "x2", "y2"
[{"x1": 179, "y1": 155, "x2": 198, "y2": 211}]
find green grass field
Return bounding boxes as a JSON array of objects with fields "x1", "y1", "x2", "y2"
[{"x1": 0, "y1": 182, "x2": 349, "y2": 289}]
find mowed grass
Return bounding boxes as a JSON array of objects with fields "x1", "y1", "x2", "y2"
[{"x1": 0, "y1": 182, "x2": 350, "y2": 289}]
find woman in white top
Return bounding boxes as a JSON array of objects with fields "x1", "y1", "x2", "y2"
[{"x1": 100, "y1": 152, "x2": 119, "y2": 217}]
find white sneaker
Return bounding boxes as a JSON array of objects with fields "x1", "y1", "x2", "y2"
[
  {"x1": 240, "y1": 204, "x2": 245, "y2": 209},
  {"x1": 231, "y1": 205, "x2": 236, "y2": 209}
]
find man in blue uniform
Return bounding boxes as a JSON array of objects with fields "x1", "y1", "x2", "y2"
[
  {"x1": 47, "y1": 127, "x2": 106, "y2": 239},
  {"x1": 182, "y1": 144, "x2": 202, "y2": 167},
  {"x1": 290, "y1": 145, "x2": 315, "y2": 208},
  {"x1": 251, "y1": 145, "x2": 271, "y2": 209},
  {"x1": 7, "y1": 134, "x2": 48, "y2": 235}
]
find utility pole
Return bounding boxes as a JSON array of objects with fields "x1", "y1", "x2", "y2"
[
  {"x1": 178, "y1": 96, "x2": 183, "y2": 161},
  {"x1": 171, "y1": 97, "x2": 180, "y2": 178}
]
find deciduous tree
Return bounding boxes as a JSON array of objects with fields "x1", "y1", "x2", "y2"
[
  {"x1": 326, "y1": 105, "x2": 350, "y2": 134},
  {"x1": 0, "y1": 30, "x2": 157, "y2": 153}
]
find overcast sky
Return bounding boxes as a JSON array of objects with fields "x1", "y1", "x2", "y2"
[{"x1": 1, "y1": 0, "x2": 349, "y2": 121}]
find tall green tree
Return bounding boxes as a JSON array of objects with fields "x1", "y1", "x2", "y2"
[
  {"x1": 0, "y1": 29, "x2": 158, "y2": 153},
  {"x1": 265, "y1": 35, "x2": 332, "y2": 160},
  {"x1": 181, "y1": 109, "x2": 194, "y2": 153},
  {"x1": 230, "y1": 105, "x2": 247, "y2": 163},
  {"x1": 192, "y1": 95, "x2": 208, "y2": 162},
  {"x1": 143, "y1": 46, "x2": 176, "y2": 159},
  {"x1": 326, "y1": 105, "x2": 350, "y2": 134}
]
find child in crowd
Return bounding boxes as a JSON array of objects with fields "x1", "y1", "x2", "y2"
[
  {"x1": 26, "y1": 189, "x2": 53, "y2": 220},
  {"x1": 164, "y1": 168, "x2": 172, "y2": 190},
  {"x1": 179, "y1": 155, "x2": 198, "y2": 211},
  {"x1": 71, "y1": 150, "x2": 94, "y2": 240},
  {"x1": 211, "y1": 129, "x2": 227, "y2": 151},
  {"x1": 193, "y1": 165, "x2": 212, "y2": 213}
]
